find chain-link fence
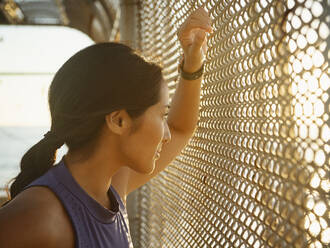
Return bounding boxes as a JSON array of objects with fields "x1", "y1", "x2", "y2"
[{"x1": 131, "y1": 0, "x2": 329, "y2": 247}]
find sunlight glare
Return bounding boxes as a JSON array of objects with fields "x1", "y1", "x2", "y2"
[
  {"x1": 297, "y1": 34, "x2": 307, "y2": 49},
  {"x1": 309, "y1": 220, "x2": 321, "y2": 236},
  {"x1": 312, "y1": 51, "x2": 324, "y2": 67},
  {"x1": 310, "y1": 173, "x2": 320, "y2": 188},
  {"x1": 0, "y1": 26, "x2": 94, "y2": 127},
  {"x1": 321, "y1": 228, "x2": 330, "y2": 243},
  {"x1": 314, "y1": 201, "x2": 326, "y2": 216},
  {"x1": 311, "y1": 2, "x2": 323, "y2": 17},
  {"x1": 307, "y1": 28, "x2": 318, "y2": 44},
  {"x1": 314, "y1": 150, "x2": 325, "y2": 166}
]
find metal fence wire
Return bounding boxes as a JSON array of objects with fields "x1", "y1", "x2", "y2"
[{"x1": 132, "y1": 0, "x2": 329, "y2": 247}]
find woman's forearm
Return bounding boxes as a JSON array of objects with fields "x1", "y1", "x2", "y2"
[
  {"x1": 167, "y1": 70, "x2": 203, "y2": 134},
  {"x1": 167, "y1": 7, "x2": 211, "y2": 134}
]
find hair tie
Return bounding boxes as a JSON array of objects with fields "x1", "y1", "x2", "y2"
[
  {"x1": 43, "y1": 131, "x2": 64, "y2": 149},
  {"x1": 43, "y1": 131, "x2": 55, "y2": 139}
]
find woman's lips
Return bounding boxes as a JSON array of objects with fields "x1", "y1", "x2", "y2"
[
  {"x1": 155, "y1": 151, "x2": 161, "y2": 158},
  {"x1": 154, "y1": 148, "x2": 162, "y2": 158}
]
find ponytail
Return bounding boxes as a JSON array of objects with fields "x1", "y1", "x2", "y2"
[{"x1": 9, "y1": 132, "x2": 64, "y2": 199}]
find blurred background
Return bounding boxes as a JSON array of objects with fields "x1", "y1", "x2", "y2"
[
  {"x1": 0, "y1": 0, "x2": 124, "y2": 195},
  {"x1": 0, "y1": 25, "x2": 93, "y2": 195}
]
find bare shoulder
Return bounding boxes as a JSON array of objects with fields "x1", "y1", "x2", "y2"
[{"x1": 0, "y1": 186, "x2": 75, "y2": 248}]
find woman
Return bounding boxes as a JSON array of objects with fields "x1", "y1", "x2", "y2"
[{"x1": 0, "y1": 8, "x2": 212, "y2": 248}]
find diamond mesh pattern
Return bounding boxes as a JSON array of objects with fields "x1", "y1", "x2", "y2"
[{"x1": 134, "y1": 1, "x2": 329, "y2": 247}]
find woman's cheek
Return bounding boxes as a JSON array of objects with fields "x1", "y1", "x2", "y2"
[{"x1": 148, "y1": 116, "x2": 163, "y2": 147}]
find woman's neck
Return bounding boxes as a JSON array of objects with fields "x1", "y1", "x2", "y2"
[{"x1": 63, "y1": 147, "x2": 121, "y2": 210}]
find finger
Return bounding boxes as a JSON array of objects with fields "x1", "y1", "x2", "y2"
[
  {"x1": 193, "y1": 7, "x2": 209, "y2": 17},
  {"x1": 179, "y1": 20, "x2": 212, "y2": 36},
  {"x1": 191, "y1": 8, "x2": 212, "y2": 24},
  {"x1": 190, "y1": 30, "x2": 207, "y2": 54},
  {"x1": 189, "y1": 12, "x2": 211, "y2": 27},
  {"x1": 177, "y1": 9, "x2": 213, "y2": 38},
  {"x1": 191, "y1": 16, "x2": 212, "y2": 28}
]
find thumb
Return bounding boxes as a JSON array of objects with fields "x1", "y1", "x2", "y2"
[{"x1": 190, "y1": 29, "x2": 206, "y2": 54}]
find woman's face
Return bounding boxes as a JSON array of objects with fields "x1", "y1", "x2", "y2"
[{"x1": 124, "y1": 82, "x2": 171, "y2": 174}]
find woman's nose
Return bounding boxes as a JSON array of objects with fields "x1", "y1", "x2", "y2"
[{"x1": 163, "y1": 123, "x2": 171, "y2": 144}]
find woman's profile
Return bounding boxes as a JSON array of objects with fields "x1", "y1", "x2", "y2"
[{"x1": 0, "y1": 8, "x2": 212, "y2": 248}]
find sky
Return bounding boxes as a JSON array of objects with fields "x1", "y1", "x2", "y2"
[{"x1": 0, "y1": 25, "x2": 94, "y2": 126}]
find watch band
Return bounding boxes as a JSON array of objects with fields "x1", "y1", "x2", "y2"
[{"x1": 178, "y1": 58, "x2": 204, "y2": 80}]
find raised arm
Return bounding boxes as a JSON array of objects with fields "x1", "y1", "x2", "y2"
[{"x1": 112, "y1": 8, "x2": 212, "y2": 201}]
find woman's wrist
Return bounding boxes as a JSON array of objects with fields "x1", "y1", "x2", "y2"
[
  {"x1": 181, "y1": 53, "x2": 204, "y2": 73},
  {"x1": 179, "y1": 55, "x2": 204, "y2": 80}
]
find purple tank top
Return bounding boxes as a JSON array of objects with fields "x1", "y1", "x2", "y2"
[{"x1": 24, "y1": 158, "x2": 133, "y2": 248}]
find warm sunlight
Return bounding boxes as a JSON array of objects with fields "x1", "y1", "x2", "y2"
[
  {"x1": 0, "y1": 25, "x2": 94, "y2": 190},
  {"x1": 286, "y1": 4, "x2": 329, "y2": 247},
  {"x1": 0, "y1": 75, "x2": 53, "y2": 126},
  {"x1": 0, "y1": 25, "x2": 94, "y2": 127}
]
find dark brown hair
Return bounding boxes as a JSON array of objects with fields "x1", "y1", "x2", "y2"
[{"x1": 9, "y1": 42, "x2": 163, "y2": 199}]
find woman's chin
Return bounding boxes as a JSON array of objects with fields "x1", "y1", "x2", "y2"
[
  {"x1": 132, "y1": 160, "x2": 156, "y2": 175},
  {"x1": 145, "y1": 161, "x2": 156, "y2": 175}
]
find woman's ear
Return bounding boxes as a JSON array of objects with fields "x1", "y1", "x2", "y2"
[{"x1": 105, "y1": 110, "x2": 130, "y2": 135}]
